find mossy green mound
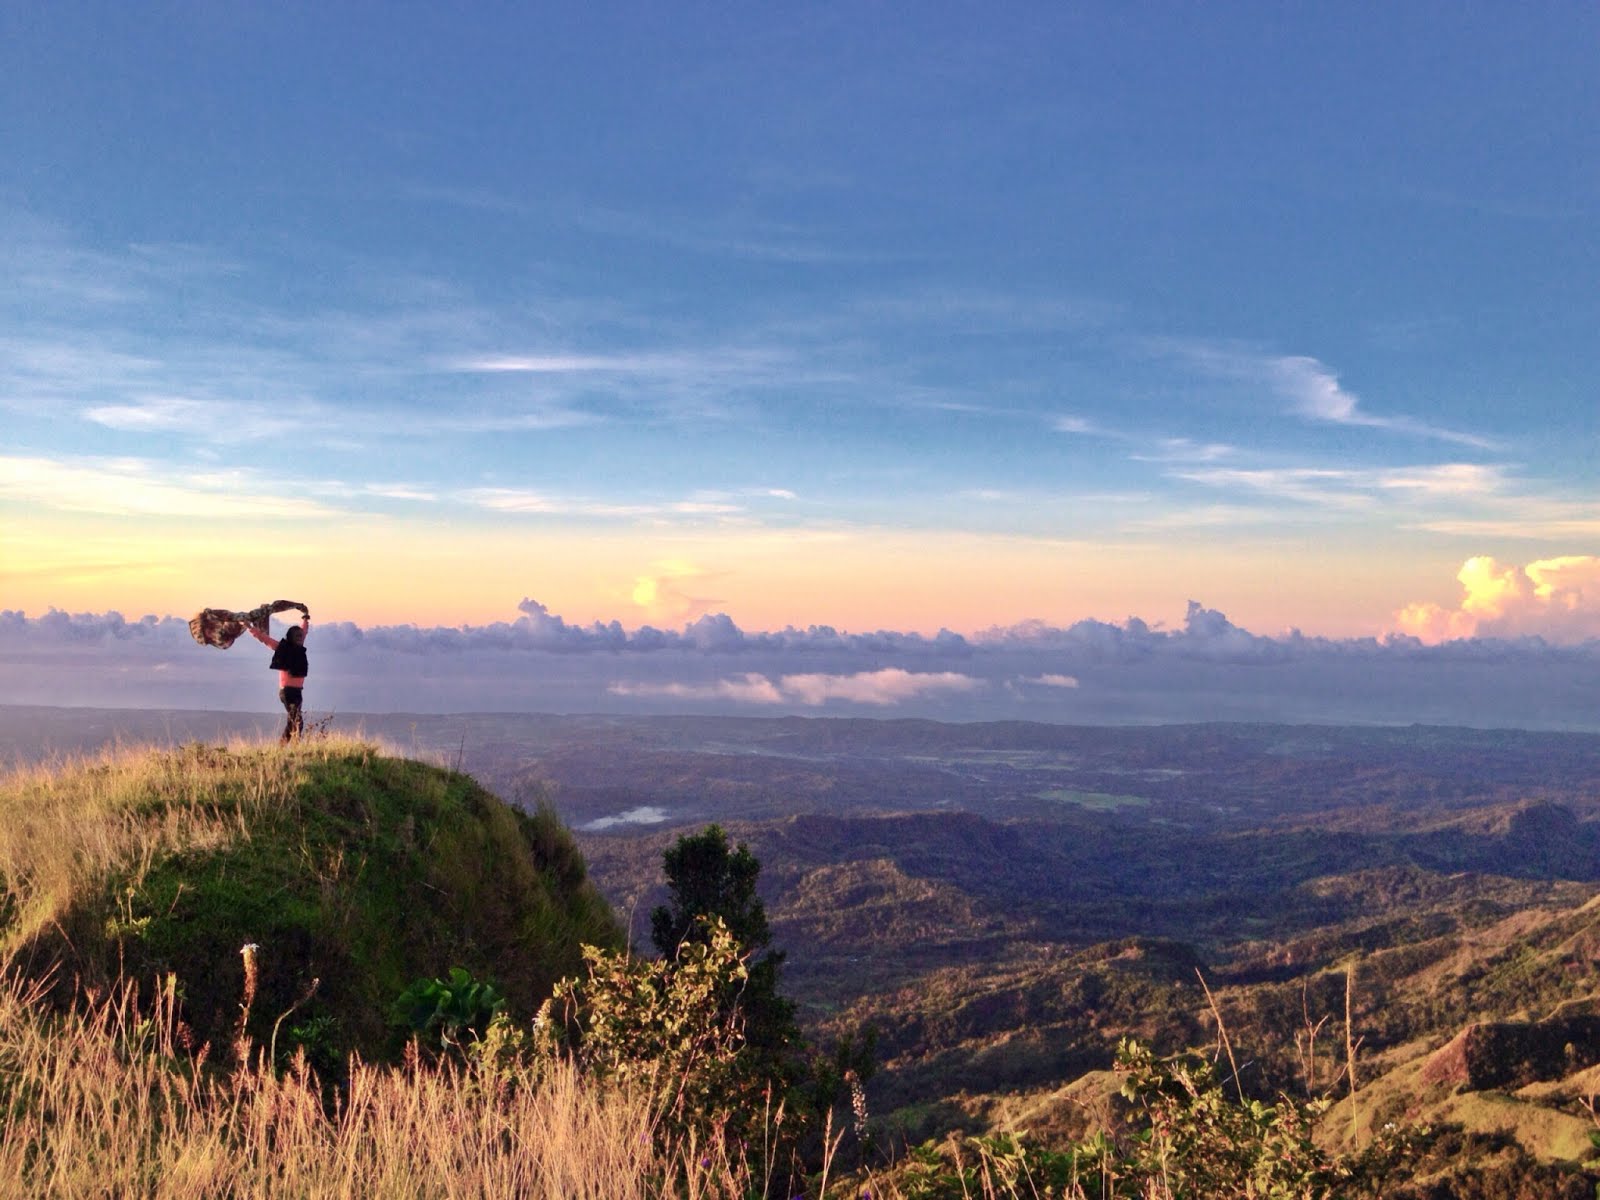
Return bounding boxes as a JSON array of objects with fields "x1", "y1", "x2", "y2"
[{"x1": 1, "y1": 736, "x2": 622, "y2": 1065}]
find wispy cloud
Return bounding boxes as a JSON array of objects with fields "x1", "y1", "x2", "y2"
[
  {"x1": 1162, "y1": 340, "x2": 1496, "y2": 449},
  {"x1": 441, "y1": 343, "x2": 828, "y2": 427},
  {"x1": 1050, "y1": 417, "x2": 1244, "y2": 474},
  {"x1": 1053, "y1": 415, "x2": 1099, "y2": 435},
  {"x1": 1015, "y1": 673, "x2": 1079, "y2": 688},
  {"x1": 359, "y1": 482, "x2": 439, "y2": 502},
  {"x1": 1408, "y1": 492, "x2": 1600, "y2": 540},
  {"x1": 0, "y1": 210, "x2": 151, "y2": 310},
  {"x1": 452, "y1": 352, "x2": 724, "y2": 374},
  {"x1": 1268, "y1": 355, "x2": 1495, "y2": 448},
  {"x1": 402, "y1": 183, "x2": 532, "y2": 216},
  {"x1": 1376, "y1": 463, "x2": 1505, "y2": 498},
  {"x1": 1131, "y1": 438, "x2": 1235, "y2": 463},
  {"x1": 1171, "y1": 466, "x2": 1374, "y2": 510},
  {"x1": 459, "y1": 487, "x2": 745, "y2": 520},
  {"x1": 81, "y1": 394, "x2": 309, "y2": 442},
  {"x1": 1120, "y1": 503, "x2": 1286, "y2": 531},
  {"x1": 609, "y1": 668, "x2": 985, "y2": 707},
  {"x1": 853, "y1": 285, "x2": 1119, "y2": 333},
  {"x1": 570, "y1": 202, "x2": 872, "y2": 264},
  {"x1": 0, "y1": 337, "x2": 163, "y2": 408},
  {"x1": 0, "y1": 454, "x2": 339, "y2": 519},
  {"x1": 1173, "y1": 461, "x2": 1512, "y2": 513},
  {"x1": 609, "y1": 673, "x2": 786, "y2": 704},
  {"x1": 1165, "y1": 457, "x2": 1600, "y2": 546},
  {"x1": 381, "y1": 404, "x2": 598, "y2": 435}
]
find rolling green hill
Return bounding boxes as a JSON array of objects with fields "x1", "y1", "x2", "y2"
[{"x1": 0, "y1": 736, "x2": 622, "y2": 1066}]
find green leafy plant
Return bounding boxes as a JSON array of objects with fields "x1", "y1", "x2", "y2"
[
  {"x1": 859, "y1": 1039, "x2": 1419, "y2": 1199},
  {"x1": 540, "y1": 916, "x2": 768, "y2": 1146},
  {"x1": 1116, "y1": 1037, "x2": 1341, "y2": 1196},
  {"x1": 283, "y1": 1013, "x2": 343, "y2": 1078},
  {"x1": 391, "y1": 966, "x2": 505, "y2": 1055},
  {"x1": 650, "y1": 824, "x2": 801, "y2": 1085}
]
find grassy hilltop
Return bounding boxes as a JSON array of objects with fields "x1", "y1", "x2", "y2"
[
  {"x1": 0, "y1": 737, "x2": 696, "y2": 1199},
  {"x1": 1, "y1": 735, "x2": 621, "y2": 1066}
]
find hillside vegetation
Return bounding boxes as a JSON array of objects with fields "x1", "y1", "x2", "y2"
[
  {"x1": 4, "y1": 722, "x2": 1600, "y2": 1197},
  {"x1": 0, "y1": 735, "x2": 621, "y2": 1066}
]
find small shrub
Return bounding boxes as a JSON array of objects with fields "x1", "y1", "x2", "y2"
[
  {"x1": 391, "y1": 966, "x2": 506, "y2": 1055},
  {"x1": 540, "y1": 916, "x2": 770, "y2": 1147}
]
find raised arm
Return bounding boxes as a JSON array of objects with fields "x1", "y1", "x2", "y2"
[{"x1": 246, "y1": 623, "x2": 279, "y2": 649}]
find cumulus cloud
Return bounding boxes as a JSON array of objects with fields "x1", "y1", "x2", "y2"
[
  {"x1": 10, "y1": 578, "x2": 1598, "y2": 668},
  {"x1": 1394, "y1": 556, "x2": 1600, "y2": 644},
  {"x1": 0, "y1": 608, "x2": 186, "y2": 643}
]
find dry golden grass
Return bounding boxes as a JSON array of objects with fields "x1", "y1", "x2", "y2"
[
  {"x1": 0, "y1": 970, "x2": 762, "y2": 1199},
  {"x1": 0, "y1": 962, "x2": 1184, "y2": 1200},
  {"x1": 0, "y1": 736, "x2": 381, "y2": 965}
]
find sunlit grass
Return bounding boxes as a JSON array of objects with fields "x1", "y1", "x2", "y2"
[
  {"x1": 0, "y1": 964, "x2": 1190, "y2": 1199},
  {"x1": 0, "y1": 736, "x2": 382, "y2": 965},
  {"x1": 0, "y1": 971, "x2": 759, "y2": 1199}
]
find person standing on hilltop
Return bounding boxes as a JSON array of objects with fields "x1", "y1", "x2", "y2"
[{"x1": 246, "y1": 607, "x2": 311, "y2": 743}]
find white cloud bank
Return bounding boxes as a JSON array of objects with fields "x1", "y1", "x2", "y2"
[{"x1": 4, "y1": 559, "x2": 1600, "y2": 728}]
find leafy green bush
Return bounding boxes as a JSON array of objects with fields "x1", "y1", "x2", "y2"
[
  {"x1": 539, "y1": 916, "x2": 771, "y2": 1146},
  {"x1": 391, "y1": 966, "x2": 506, "y2": 1055}
]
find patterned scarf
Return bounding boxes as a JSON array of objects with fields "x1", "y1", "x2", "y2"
[{"x1": 188, "y1": 600, "x2": 310, "y2": 649}]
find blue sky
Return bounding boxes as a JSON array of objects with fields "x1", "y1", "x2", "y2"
[{"x1": 3, "y1": 4, "x2": 1598, "y2": 680}]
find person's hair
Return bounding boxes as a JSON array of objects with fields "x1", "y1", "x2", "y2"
[{"x1": 286, "y1": 626, "x2": 305, "y2": 645}]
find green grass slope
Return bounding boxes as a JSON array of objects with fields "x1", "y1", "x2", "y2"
[{"x1": 0, "y1": 736, "x2": 622, "y2": 1065}]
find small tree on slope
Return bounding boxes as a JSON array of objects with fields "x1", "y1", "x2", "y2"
[{"x1": 650, "y1": 824, "x2": 801, "y2": 1090}]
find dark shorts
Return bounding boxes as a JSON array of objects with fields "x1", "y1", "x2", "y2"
[{"x1": 279, "y1": 686, "x2": 304, "y2": 741}]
